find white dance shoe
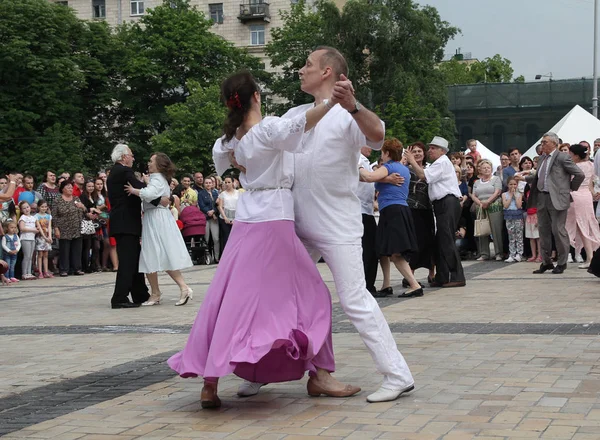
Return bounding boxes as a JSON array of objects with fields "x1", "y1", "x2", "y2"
[
  {"x1": 366, "y1": 384, "x2": 415, "y2": 403},
  {"x1": 142, "y1": 292, "x2": 161, "y2": 306},
  {"x1": 175, "y1": 288, "x2": 193, "y2": 306},
  {"x1": 237, "y1": 381, "x2": 266, "y2": 397}
]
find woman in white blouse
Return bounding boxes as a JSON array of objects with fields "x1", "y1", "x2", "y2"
[
  {"x1": 216, "y1": 176, "x2": 239, "y2": 252},
  {"x1": 168, "y1": 71, "x2": 360, "y2": 409},
  {"x1": 125, "y1": 153, "x2": 193, "y2": 306}
]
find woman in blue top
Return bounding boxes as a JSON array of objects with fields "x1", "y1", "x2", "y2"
[{"x1": 359, "y1": 139, "x2": 422, "y2": 298}]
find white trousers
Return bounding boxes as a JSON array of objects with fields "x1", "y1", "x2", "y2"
[{"x1": 302, "y1": 240, "x2": 414, "y2": 390}]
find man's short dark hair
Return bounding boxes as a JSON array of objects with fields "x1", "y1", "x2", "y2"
[
  {"x1": 23, "y1": 174, "x2": 34, "y2": 182},
  {"x1": 500, "y1": 152, "x2": 509, "y2": 158},
  {"x1": 315, "y1": 46, "x2": 349, "y2": 78},
  {"x1": 508, "y1": 147, "x2": 520, "y2": 155}
]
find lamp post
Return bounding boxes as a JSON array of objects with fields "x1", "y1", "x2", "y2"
[{"x1": 593, "y1": 0, "x2": 598, "y2": 118}]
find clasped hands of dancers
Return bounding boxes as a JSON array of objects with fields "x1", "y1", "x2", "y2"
[{"x1": 168, "y1": 47, "x2": 415, "y2": 408}]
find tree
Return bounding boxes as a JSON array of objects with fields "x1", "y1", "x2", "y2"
[
  {"x1": 151, "y1": 82, "x2": 226, "y2": 174},
  {"x1": 439, "y1": 54, "x2": 517, "y2": 85},
  {"x1": 0, "y1": 0, "x2": 113, "y2": 177},
  {"x1": 266, "y1": 0, "x2": 459, "y2": 141},
  {"x1": 115, "y1": 0, "x2": 266, "y2": 170}
]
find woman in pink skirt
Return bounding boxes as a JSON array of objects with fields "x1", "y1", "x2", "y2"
[
  {"x1": 168, "y1": 71, "x2": 360, "y2": 408},
  {"x1": 565, "y1": 144, "x2": 600, "y2": 269}
]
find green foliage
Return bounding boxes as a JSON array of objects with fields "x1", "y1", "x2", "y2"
[
  {"x1": 0, "y1": 0, "x2": 103, "y2": 177},
  {"x1": 381, "y1": 90, "x2": 454, "y2": 146},
  {"x1": 266, "y1": 0, "x2": 459, "y2": 142},
  {"x1": 439, "y1": 54, "x2": 517, "y2": 85},
  {"x1": 151, "y1": 82, "x2": 226, "y2": 175},
  {"x1": 115, "y1": 0, "x2": 266, "y2": 169}
]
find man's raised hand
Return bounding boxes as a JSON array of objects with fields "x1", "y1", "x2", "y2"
[{"x1": 332, "y1": 74, "x2": 356, "y2": 112}]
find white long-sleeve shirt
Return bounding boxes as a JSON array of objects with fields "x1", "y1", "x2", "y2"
[
  {"x1": 282, "y1": 103, "x2": 384, "y2": 245},
  {"x1": 212, "y1": 113, "x2": 308, "y2": 223}
]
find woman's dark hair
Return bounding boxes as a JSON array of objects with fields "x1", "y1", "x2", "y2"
[
  {"x1": 94, "y1": 176, "x2": 107, "y2": 198},
  {"x1": 172, "y1": 183, "x2": 185, "y2": 198},
  {"x1": 519, "y1": 155, "x2": 533, "y2": 171},
  {"x1": 221, "y1": 70, "x2": 260, "y2": 142},
  {"x1": 410, "y1": 141, "x2": 428, "y2": 167},
  {"x1": 59, "y1": 179, "x2": 73, "y2": 194},
  {"x1": 381, "y1": 138, "x2": 404, "y2": 162},
  {"x1": 569, "y1": 143, "x2": 587, "y2": 160},
  {"x1": 152, "y1": 152, "x2": 176, "y2": 181}
]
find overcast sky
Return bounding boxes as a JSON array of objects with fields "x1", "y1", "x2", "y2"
[{"x1": 421, "y1": 0, "x2": 596, "y2": 81}]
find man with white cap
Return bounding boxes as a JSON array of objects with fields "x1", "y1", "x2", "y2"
[{"x1": 405, "y1": 136, "x2": 466, "y2": 287}]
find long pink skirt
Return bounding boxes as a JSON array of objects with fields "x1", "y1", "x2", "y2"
[
  {"x1": 168, "y1": 220, "x2": 335, "y2": 383},
  {"x1": 566, "y1": 191, "x2": 600, "y2": 255}
]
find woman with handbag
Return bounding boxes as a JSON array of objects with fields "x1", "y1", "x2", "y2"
[
  {"x1": 80, "y1": 180, "x2": 101, "y2": 272},
  {"x1": 53, "y1": 180, "x2": 87, "y2": 276},
  {"x1": 471, "y1": 159, "x2": 504, "y2": 261}
]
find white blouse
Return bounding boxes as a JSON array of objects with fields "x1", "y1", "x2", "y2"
[
  {"x1": 139, "y1": 174, "x2": 170, "y2": 212},
  {"x1": 213, "y1": 113, "x2": 308, "y2": 223}
]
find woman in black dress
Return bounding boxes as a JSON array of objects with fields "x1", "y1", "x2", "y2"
[{"x1": 405, "y1": 142, "x2": 436, "y2": 285}]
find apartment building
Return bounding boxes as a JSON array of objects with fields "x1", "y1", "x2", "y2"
[{"x1": 49, "y1": 0, "x2": 345, "y2": 70}]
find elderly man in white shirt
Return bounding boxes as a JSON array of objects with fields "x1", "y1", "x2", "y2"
[
  {"x1": 278, "y1": 47, "x2": 415, "y2": 403},
  {"x1": 405, "y1": 136, "x2": 466, "y2": 287}
]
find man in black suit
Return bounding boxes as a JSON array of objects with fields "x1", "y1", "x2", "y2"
[{"x1": 107, "y1": 144, "x2": 163, "y2": 309}]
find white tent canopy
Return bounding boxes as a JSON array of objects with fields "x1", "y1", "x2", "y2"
[
  {"x1": 524, "y1": 105, "x2": 600, "y2": 158},
  {"x1": 467, "y1": 141, "x2": 501, "y2": 171}
]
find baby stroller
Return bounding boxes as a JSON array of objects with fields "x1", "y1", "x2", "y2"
[{"x1": 179, "y1": 205, "x2": 211, "y2": 265}]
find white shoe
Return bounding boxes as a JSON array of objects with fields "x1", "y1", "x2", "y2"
[
  {"x1": 505, "y1": 257, "x2": 515, "y2": 263},
  {"x1": 495, "y1": 255, "x2": 503, "y2": 261},
  {"x1": 575, "y1": 254, "x2": 584, "y2": 263},
  {"x1": 175, "y1": 287, "x2": 193, "y2": 306},
  {"x1": 579, "y1": 262, "x2": 591, "y2": 269},
  {"x1": 142, "y1": 292, "x2": 161, "y2": 306},
  {"x1": 568, "y1": 254, "x2": 574, "y2": 263},
  {"x1": 237, "y1": 381, "x2": 266, "y2": 397},
  {"x1": 514, "y1": 254, "x2": 522, "y2": 262},
  {"x1": 366, "y1": 384, "x2": 415, "y2": 403}
]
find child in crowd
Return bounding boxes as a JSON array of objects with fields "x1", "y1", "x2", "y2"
[
  {"x1": 502, "y1": 177, "x2": 525, "y2": 263},
  {"x1": 2, "y1": 221, "x2": 20, "y2": 283},
  {"x1": 35, "y1": 200, "x2": 53, "y2": 278},
  {"x1": 18, "y1": 201, "x2": 39, "y2": 280}
]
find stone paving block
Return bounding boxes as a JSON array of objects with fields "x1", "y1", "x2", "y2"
[{"x1": 540, "y1": 425, "x2": 578, "y2": 438}]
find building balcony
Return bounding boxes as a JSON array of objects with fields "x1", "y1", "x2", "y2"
[{"x1": 238, "y1": 2, "x2": 270, "y2": 23}]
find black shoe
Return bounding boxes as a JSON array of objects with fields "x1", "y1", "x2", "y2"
[
  {"x1": 111, "y1": 302, "x2": 141, "y2": 309},
  {"x1": 533, "y1": 263, "x2": 554, "y2": 274},
  {"x1": 399, "y1": 287, "x2": 424, "y2": 298},
  {"x1": 552, "y1": 264, "x2": 567, "y2": 274},
  {"x1": 373, "y1": 287, "x2": 393, "y2": 298}
]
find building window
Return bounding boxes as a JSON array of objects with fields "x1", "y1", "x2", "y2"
[
  {"x1": 493, "y1": 125, "x2": 506, "y2": 152},
  {"x1": 131, "y1": 0, "x2": 145, "y2": 16},
  {"x1": 250, "y1": 25, "x2": 265, "y2": 46},
  {"x1": 209, "y1": 3, "x2": 224, "y2": 24},
  {"x1": 56, "y1": 1, "x2": 69, "y2": 6},
  {"x1": 92, "y1": 0, "x2": 106, "y2": 18}
]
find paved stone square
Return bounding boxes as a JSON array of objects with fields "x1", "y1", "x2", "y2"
[{"x1": 1, "y1": 260, "x2": 600, "y2": 439}]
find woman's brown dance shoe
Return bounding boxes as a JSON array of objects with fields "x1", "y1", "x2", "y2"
[
  {"x1": 200, "y1": 385, "x2": 222, "y2": 409},
  {"x1": 307, "y1": 378, "x2": 361, "y2": 398}
]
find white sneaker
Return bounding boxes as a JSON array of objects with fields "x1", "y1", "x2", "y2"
[
  {"x1": 514, "y1": 254, "x2": 522, "y2": 262},
  {"x1": 575, "y1": 254, "x2": 584, "y2": 263},
  {"x1": 495, "y1": 255, "x2": 503, "y2": 261},
  {"x1": 366, "y1": 384, "x2": 415, "y2": 403},
  {"x1": 505, "y1": 257, "x2": 515, "y2": 263},
  {"x1": 568, "y1": 254, "x2": 574, "y2": 263},
  {"x1": 237, "y1": 381, "x2": 266, "y2": 397}
]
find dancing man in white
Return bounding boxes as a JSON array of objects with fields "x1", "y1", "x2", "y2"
[{"x1": 239, "y1": 47, "x2": 414, "y2": 402}]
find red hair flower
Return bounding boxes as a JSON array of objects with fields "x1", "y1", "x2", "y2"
[{"x1": 226, "y1": 92, "x2": 242, "y2": 110}]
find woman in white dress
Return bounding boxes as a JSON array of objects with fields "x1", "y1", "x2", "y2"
[{"x1": 125, "y1": 153, "x2": 193, "y2": 306}]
